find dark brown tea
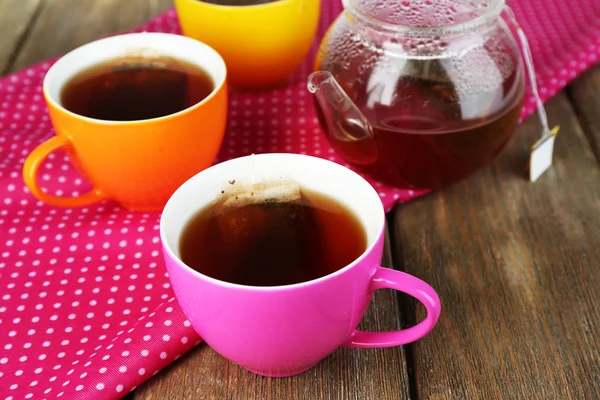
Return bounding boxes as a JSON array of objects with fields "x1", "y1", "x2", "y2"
[
  {"x1": 179, "y1": 188, "x2": 367, "y2": 287},
  {"x1": 61, "y1": 56, "x2": 214, "y2": 121},
  {"x1": 199, "y1": 0, "x2": 280, "y2": 5}
]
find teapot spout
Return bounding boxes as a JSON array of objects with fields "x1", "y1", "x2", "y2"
[
  {"x1": 307, "y1": 70, "x2": 334, "y2": 94},
  {"x1": 307, "y1": 71, "x2": 378, "y2": 165}
]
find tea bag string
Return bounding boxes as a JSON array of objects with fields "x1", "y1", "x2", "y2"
[
  {"x1": 503, "y1": 5, "x2": 551, "y2": 137},
  {"x1": 504, "y1": 4, "x2": 559, "y2": 183}
]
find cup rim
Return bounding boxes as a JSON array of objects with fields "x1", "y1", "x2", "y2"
[
  {"x1": 177, "y1": 0, "x2": 295, "y2": 11},
  {"x1": 160, "y1": 153, "x2": 385, "y2": 292},
  {"x1": 42, "y1": 31, "x2": 227, "y2": 126}
]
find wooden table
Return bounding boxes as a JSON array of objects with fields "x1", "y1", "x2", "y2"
[{"x1": 2, "y1": 1, "x2": 599, "y2": 399}]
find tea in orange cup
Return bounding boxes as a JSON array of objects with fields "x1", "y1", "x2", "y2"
[
  {"x1": 174, "y1": 0, "x2": 320, "y2": 91},
  {"x1": 23, "y1": 32, "x2": 228, "y2": 211}
]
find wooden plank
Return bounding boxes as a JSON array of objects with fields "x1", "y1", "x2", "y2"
[
  {"x1": 0, "y1": 0, "x2": 42, "y2": 74},
  {"x1": 134, "y1": 227, "x2": 412, "y2": 400},
  {"x1": 568, "y1": 65, "x2": 600, "y2": 165},
  {"x1": 6, "y1": 0, "x2": 173, "y2": 73},
  {"x1": 392, "y1": 92, "x2": 600, "y2": 399}
]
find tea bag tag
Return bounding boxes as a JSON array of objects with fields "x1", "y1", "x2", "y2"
[
  {"x1": 504, "y1": 5, "x2": 560, "y2": 182},
  {"x1": 528, "y1": 126, "x2": 559, "y2": 182}
]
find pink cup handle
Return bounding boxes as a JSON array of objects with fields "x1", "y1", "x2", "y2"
[{"x1": 342, "y1": 266, "x2": 441, "y2": 348}]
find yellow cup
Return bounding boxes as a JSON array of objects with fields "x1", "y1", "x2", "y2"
[{"x1": 175, "y1": 0, "x2": 321, "y2": 91}]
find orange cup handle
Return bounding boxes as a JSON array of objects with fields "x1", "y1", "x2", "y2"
[{"x1": 23, "y1": 136, "x2": 107, "y2": 208}]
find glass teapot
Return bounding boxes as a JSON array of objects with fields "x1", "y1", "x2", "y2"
[{"x1": 308, "y1": 0, "x2": 525, "y2": 189}]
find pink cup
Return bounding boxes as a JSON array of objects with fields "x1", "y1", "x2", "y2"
[{"x1": 160, "y1": 153, "x2": 441, "y2": 377}]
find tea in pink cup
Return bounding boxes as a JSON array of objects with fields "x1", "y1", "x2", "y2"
[{"x1": 160, "y1": 153, "x2": 441, "y2": 377}]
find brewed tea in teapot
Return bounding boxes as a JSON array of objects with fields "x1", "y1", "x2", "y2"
[{"x1": 309, "y1": 0, "x2": 525, "y2": 189}]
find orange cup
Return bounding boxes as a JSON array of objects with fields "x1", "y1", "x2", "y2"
[{"x1": 23, "y1": 32, "x2": 228, "y2": 211}]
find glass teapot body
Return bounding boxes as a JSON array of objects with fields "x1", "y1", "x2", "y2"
[{"x1": 311, "y1": 0, "x2": 525, "y2": 189}]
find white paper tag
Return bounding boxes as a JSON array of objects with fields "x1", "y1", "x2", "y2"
[{"x1": 528, "y1": 126, "x2": 559, "y2": 182}]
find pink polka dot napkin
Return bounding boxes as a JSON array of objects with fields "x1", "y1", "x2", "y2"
[{"x1": 0, "y1": 1, "x2": 598, "y2": 399}]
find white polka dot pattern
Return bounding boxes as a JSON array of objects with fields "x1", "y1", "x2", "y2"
[
  {"x1": 510, "y1": 0, "x2": 600, "y2": 120},
  {"x1": 0, "y1": 2, "x2": 598, "y2": 399}
]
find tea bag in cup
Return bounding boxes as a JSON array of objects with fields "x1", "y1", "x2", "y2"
[
  {"x1": 216, "y1": 177, "x2": 303, "y2": 242},
  {"x1": 213, "y1": 177, "x2": 312, "y2": 286}
]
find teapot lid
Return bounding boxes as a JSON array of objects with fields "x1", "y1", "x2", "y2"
[{"x1": 345, "y1": 0, "x2": 505, "y2": 34}]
